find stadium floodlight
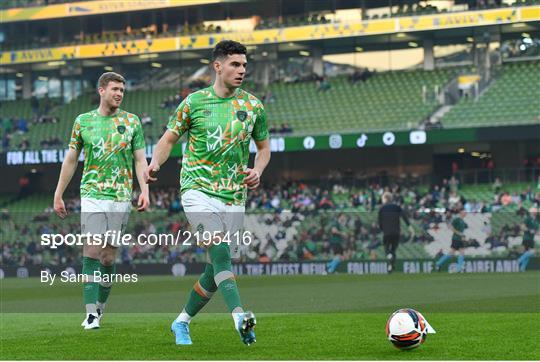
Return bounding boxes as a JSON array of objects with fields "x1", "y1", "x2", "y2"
[
  {"x1": 200, "y1": 59, "x2": 210, "y2": 64},
  {"x1": 299, "y1": 51, "x2": 310, "y2": 56},
  {"x1": 151, "y1": 62, "x2": 162, "y2": 68},
  {"x1": 139, "y1": 53, "x2": 158, "y2": 59},
  {"x1": 408, "y1": 42, "x2": 418, "y2": 48},
  {"x1": 104, "y1": 66, "x2": 113, "y2": 71},
  {"x1": 47, "y1": 61, "x2": 65, "y2": 66}
]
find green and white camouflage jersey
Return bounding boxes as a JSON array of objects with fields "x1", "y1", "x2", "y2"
[
  {"x1": 69, "y1": 109, "x2": 145, "y2": 201},
  {"x1": 167, "y1": 86, "x2": 268, "y2": 206}
]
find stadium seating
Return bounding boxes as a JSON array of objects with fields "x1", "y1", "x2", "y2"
[
  {"x1": 1, "y1": 91, "x2": 175, "y2": 151},
  {"x1": 1, "y1": 62, "x2": 538, "y2": 151},
  {"x1": 441, "y1": 62, "x2": 540, "y2": 128},
  {"x1": 265, "y1": 69, "x2": 457, "y2": 134},
  {"x1": 2, "y1": 181, "x2": 536, "y2": 265}
]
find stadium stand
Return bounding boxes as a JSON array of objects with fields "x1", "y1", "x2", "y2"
[
  {"x1": 2, "y1": 67, "x2": 459, "y2": 150},
  {"x1": 3, "y1": 62, "x2": 539, "y2": 149},
  {"x1": 441, "y1": 62, "x2": 540, "y2": 128},
  {"x1": 2, "y1": 179, "x2": 538, "y2": 266},
  {"x1": 0, "y1": 0, "x2": 79, "y2": 9},
  {"x1": 265, "y1": 68, "x2": 458, "y2": 134}
]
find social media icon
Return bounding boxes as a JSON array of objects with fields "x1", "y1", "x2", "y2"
[
  {"x1": 409, "y1": 130, "x2": 427, "y2": 144},
  {"x1": 382, "y1": 132, "x2": 395, "y2": 146}
]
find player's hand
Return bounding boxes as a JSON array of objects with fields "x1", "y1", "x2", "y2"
[
  {"x1": 54, "y1": 196, "x2": 67, "y2": 219},
  {"x1": 408, "y1": 225, "x2": 415, "y2": 241},
  {"x1": 243, "y1": 168, "x2": 261, "y2": 189},
  {"x1": 144, "y1": 163, "x2": 159, "y2": 184},
  {"x1": 137, "y1": 192, "x2": 150, "y2": 212}
]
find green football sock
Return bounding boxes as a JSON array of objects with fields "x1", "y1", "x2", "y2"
[
  {"x1": 98, "y1": 263, "x2": 115, "y2": 305},
  {"x1": 184, "y1": 264, "x2": 217, "y2": 317},
  {"x1": 209, "y1": 243, "x2": 242, "y2": 313},
  {"x1": 82, "y1": 256, "x2": 100, "y2": 313}
]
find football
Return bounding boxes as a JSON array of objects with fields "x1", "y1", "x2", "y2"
[{"x1": 386, "y1": 308, "x2": 428, "y2": 350}]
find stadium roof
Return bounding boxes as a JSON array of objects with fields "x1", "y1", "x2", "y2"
[{"x1": 0, "y1": 0, "x2": 232, "y2": 23}]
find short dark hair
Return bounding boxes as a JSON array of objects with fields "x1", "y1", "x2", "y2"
[
  {"x1": 212, "y1": 40, "x2": 247, "y2": 61},
  {"x1": 98, "y1": 72, "x2": 125, "y2": 89}
]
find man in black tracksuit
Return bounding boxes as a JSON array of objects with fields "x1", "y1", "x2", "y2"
[{"x1": 378, "y1": 192, "x2": 414, "y2": 273}]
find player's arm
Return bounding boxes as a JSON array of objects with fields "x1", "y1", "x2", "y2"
[
  {"x1": 133, "y1": 149, "x2": 150, "y2": 211},
  {"x1": 401, "y1": 207, "x2": 415, "y2": 235},
  {"x1": 244, "y1": 138, "x2": 270, "y2": 189},
  {"x1": 145, "y1": 130, "x2": 179, "y2": 183},
  {"x1": 54, "y1": 147, "x2": 81, "y2": 218},
  {"x1": 54, "y1": 117, "x2": 83, "y2": 218},
  {"x1": 245, "y1": 103, "x2": 271, "y2": 189}
]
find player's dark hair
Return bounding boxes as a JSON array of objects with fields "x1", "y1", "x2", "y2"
[
  {"x1": 98, "y1": 72, "x2": 125, "y2": 89},
  {"x1": 212, "y1": 40, "x2": 247, "y2": 61}
]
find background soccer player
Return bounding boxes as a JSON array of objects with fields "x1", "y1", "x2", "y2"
[
  {"x1": 518, "y1": 207, "x2": 538, "y2": 271},
  {"x1": 378, "y1": 192, "x2": 414, "y2": 273},
  {"x1": 145, "y1": 40, "x2": 270, "y2": 346},
  {"x1": 53, "y1": 72, "x2": 150, "y2": 329},
  {"x1": 435, "y1": 207, "x2": 468, "y2": 273}
]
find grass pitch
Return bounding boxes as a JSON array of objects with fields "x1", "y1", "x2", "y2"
[{"x1": 1, "y1": 272, "x2": 539, "y2": 360}]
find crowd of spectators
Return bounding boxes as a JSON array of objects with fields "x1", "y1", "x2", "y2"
[
  {"x1": 348, "y1": 69, "x2": 374, "y2": 85},
  {"x1": 1, "y1": 95, "x2": 60, "y2": 151},
  {"x1": 2, "y1": 175, "x2": 539, "y2": 267},
  {"x1": 254, "y1": 13, "x2": 331, "y2": 30},
  {"x1": 2, "y1": 117, "x2": 28, "y2": 150},
  {"x1": 4, "y1": 19, "x2": 227, "y2": 52},
  {"x1": 268, "y1": 123, "x2": 293, "y2": 135}
]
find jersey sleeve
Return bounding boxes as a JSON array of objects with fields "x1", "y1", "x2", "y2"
[
  {"x1": 252, "y1": 102, "x2": 269, "y2": 142},
  {"x1": 131, "y1": 116, "x2": 146, "y2": 151},
  {"x1": 167, "y1": 98, "x2": 191, "y2": 137},
  {"x1": 68, "y1": 116, "x2": 83, "y2": 150}
]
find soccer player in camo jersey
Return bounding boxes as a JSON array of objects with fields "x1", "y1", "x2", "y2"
[
  {"x1": 518, "y1": 207, "x2": 538, "y2": 272},
  {"x1": 145, "y1": 40, "x2": 271, "y2": 346},
  {"x1": 54, "y1": 72, "x2": 150, "y2": 330},
  {"x1": 435, "y1": 207, "x2": 468, "y2": 273}
]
